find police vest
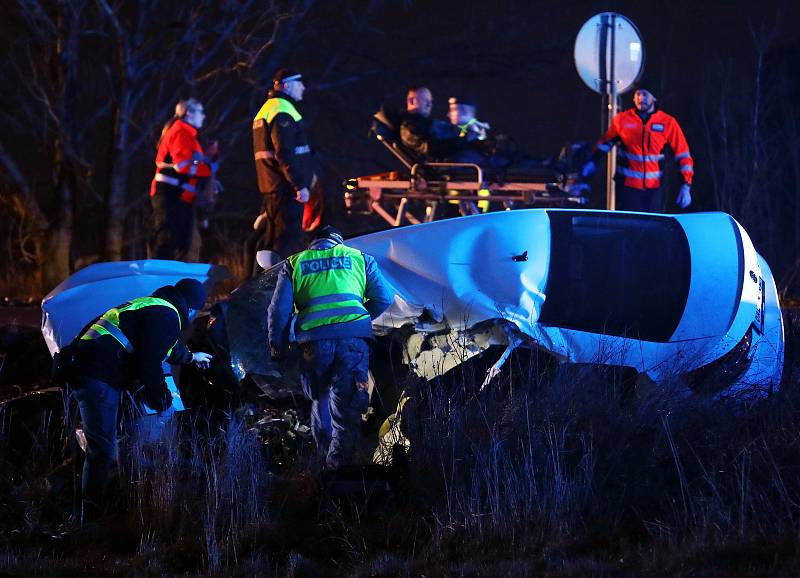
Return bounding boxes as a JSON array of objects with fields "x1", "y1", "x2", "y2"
[
  {"x1": 80, "y1": 297, "x2": 181, "y2": 358},
  {"x1": 288, "y1": 245, "x2": 370, "y2": 332},
  {"x1": 252, "y1": 98, "x2": 306, "y2": 161}
]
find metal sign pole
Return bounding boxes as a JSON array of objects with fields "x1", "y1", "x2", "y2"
[
  {"x1": 606, "y1": 14, "x2": 617, "y2": 211},
  {"x1": 574, "y1": 11, "x2": 643, "y2": 212}
]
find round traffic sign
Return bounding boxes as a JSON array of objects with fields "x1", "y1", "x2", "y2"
[{"x1": 574, "y1": 13, "x2": 644, "y2": 95}]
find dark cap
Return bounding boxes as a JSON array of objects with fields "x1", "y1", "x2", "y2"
[
  {"x1": 314, "y1": 225, "x2": 344, "y2": 245},
  {"x1": 632, "y1": 75, "x2": 658, "y2": 98},
  {"x1": 448, "y1": 95, "x2": 477, "y2": 108},
  {"x1": 175, "y1": 278, "x2": 206, "y2": 310},
  {"x1": 273, "y1": 68, "x2": 302, "y2": 84}
]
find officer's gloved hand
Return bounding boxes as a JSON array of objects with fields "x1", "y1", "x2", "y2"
[
  {"x1": 676, "y1": 184, "x2": 692, "y2": 209},
  {"x1": 295, "y1": 187, "x2": 310, "y2": 203},
  {"x1": 191, "y1": 351, "x2": 212, "y2": 369},
  {"x1": 145, "y1": 387, "x2": 172, "y2": 413},
  {"x1": 581, "y1": 160, "x2": 597, "y2": 178}
]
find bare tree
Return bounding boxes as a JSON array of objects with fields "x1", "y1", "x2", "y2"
[
  {"x1": 0, "y1": 0, "x2": 88, "y2": 289},
  {"x1": 698, "y1": 13, "x2": 800, "y2": 292},
  {"x1": 0, "y1": 0, "x2": 314, "y2": 291}
]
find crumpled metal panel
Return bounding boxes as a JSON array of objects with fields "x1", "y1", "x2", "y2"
[
  {"x1": 224, "y1": 266, "x2": 282, "y2": 380},
  {"x1": 349, "y1": 210, "x2": 551, "y2": 338}
]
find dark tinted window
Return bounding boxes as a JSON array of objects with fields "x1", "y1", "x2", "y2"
[{"x1": 539, "y1": 211, "x2": 690, "y2": 342}]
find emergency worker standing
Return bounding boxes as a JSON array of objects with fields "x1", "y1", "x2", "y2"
[
  {"x1": 247, "y1": 68, "x2": 314, "y2": 275},
  {"x1": 585, "y1": 87, "x2": 694, "y2": 212},
  {"x1": 268, "y1": 226, "x2": 394, "y2": 469},
  {"x1": 69, "y1": 278, "x2": 212, "y2": 521},
  {"x1": 150, "y1": 99, "x2": 218, "y2": 260}
]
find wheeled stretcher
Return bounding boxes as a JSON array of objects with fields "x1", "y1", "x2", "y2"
[{"x1": 344, "y1": 110, "x2": 589, "y2": 227}]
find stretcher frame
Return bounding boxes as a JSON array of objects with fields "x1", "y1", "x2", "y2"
[
  {"x1": 345, "y1": 161, "x2": 588, "y2": 227},
  {"x1": 346, "y1": 116, "x2": 588, "y2": 226}
]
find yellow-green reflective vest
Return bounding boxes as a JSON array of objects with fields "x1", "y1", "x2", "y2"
[
  {"x1": 253, "y1": 98, "x2": 302, "y2": 125},
  {"x1": 288, "y1": 245, "x2": 369, "y2": 332},
  {"x1": 80, "y1": 297, "x2": 181, "y2": 358}
]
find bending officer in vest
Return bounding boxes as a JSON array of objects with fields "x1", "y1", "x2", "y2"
[
  {"x1": 69, "y1": 278, "x2": 212, "y2": 522},
  {"x1": 268, "y1": 226, "x2": 394, "y2": 469},
  {"x1": 247, "y1": 67, "x2": 316, "y2": 276}
]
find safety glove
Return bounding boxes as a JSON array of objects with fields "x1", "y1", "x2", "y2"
[
  {"x1": 676, "y1": 184, "x2": 692, "y2": 209},
  {"x1": 191, "y1": 351, "x2": 213, "y2": 369}
]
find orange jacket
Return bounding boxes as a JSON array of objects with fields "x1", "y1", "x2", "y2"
[
  {"x1": 598, "y1": 108, "x2": 693, "y2": 190},
  {"x1": 151, "y1": 119, "x2": 214, "y2": 203}
]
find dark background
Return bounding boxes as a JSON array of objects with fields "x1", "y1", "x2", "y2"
[{"x1": 1, "y1": 0, "x2": 798, "y2": 293}]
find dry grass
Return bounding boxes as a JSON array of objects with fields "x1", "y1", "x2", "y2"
[{"x1": 1, "y1": 314, "x2": 800, "y2": 576}]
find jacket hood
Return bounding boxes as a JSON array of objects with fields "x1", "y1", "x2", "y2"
[{"x1": 151, "y1": 285, "x2": 189, "y2": 328}]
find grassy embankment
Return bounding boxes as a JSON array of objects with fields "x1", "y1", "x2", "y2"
[{"x1": 1, "y1": 313, "x2": 799, "y2": 577}]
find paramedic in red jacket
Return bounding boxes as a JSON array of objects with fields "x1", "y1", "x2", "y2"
[
  {"x1": 585, "y1": 87, "x2": 694, "y2": 212},
  {"x1": 150, "y1": 99, "x2": 218, "y2": 260}
]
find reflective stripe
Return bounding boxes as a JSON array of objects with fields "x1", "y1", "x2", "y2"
[
  {"x1": 84, "y1": 319, "x2": 133, "y2": 352},
  {"x1": 175, "y1": 159, "x2": 192, "y2": 170},
  {"x1": 156, "y1": 161, "x2": 174, "y2": 169},
  {"x1": 304, "y1": 292, "x2": 364, "y2": 307},
  {"x1": 674, "y1": 151, "x2": 692, "y2": 160},
  {"x1": 620, "y1": 168, "x2": 662, "y2": 179},
  {"x1": 680, "y1": 165, "x2": 694, "y2": 173},
  {"x1": 458, "y1": 118, "x2": 476, "y2": 137},
  {"x1": 154, "y1": 173, "x2": 196, "y2": 192},
  {"x1": 155, "y1": 173, "x2": 180, "y2": 186},
  {"x1": 256, "y1": 146, "x2": 309, "y2": 160},
  {"x1": 80, "y1": 297, "x2": 180, "y2": 357},
  {"x1": 619, "y1": 151, "x2": 664, "y2": 162},
  {"x1": 298, "y1": 305, "x2": 369, "y2": 325}
]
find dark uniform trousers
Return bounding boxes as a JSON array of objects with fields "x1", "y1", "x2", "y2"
[
  {"x1": 299, "y1": 338, "x2": 370, "y2": 469},
  {"x1": 150, "y1": 182, "x2": 194, "y2": 261},
  {"x1": 616, "y1": 185, "x2": 664, "y2": 213},
  {"x1": 244, "y1": 183, "x2": 305, "y2": 275}
]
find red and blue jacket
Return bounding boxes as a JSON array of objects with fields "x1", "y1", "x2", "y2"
[{"x1": 597, "y1": 107, "x2": 693, "y2": 190}]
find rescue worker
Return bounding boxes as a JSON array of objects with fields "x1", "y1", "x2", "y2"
[
  {"x1": 69, "y1": 278, "x2": 212, "y2": 521},
  {"x1": 247, "y1": 68, "x2": 314, "y2": 275},
  {"x1": 150, "y1": 98, "x2": 218, "y2": 260},
  {"x1": 447, "y1": 95, "x2": 490, "y2": 143},
  {"x1": 268, "y1": 226, "x2": 394, "y2": 469},
  {"x1": 584, "y1": 86, "x2": 694, "y2": 212}
]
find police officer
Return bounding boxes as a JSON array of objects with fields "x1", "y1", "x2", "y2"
[
  {"x1": 247, "y1": 68, "x2": 314, "y2": 275},
  {"x1": 268, "y1": 226, "x2": 394, "y2": 469},
  {"x1": 69, "y1": 278, "x2": 212, "y2": 521}
]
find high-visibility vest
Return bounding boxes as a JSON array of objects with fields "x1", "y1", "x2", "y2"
[
  {"x1": 80, "y1": 297, "x2": 181, "y2": 358},
  {"x1": 253, "y1": 98, "x2": 302, "y2": 125},
  {"x1": 288, "y1": 245, "x2": 369, "y2": 332},
  {"x1": 252, "y1": 98, "x2": 310, "y2": 162}
]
